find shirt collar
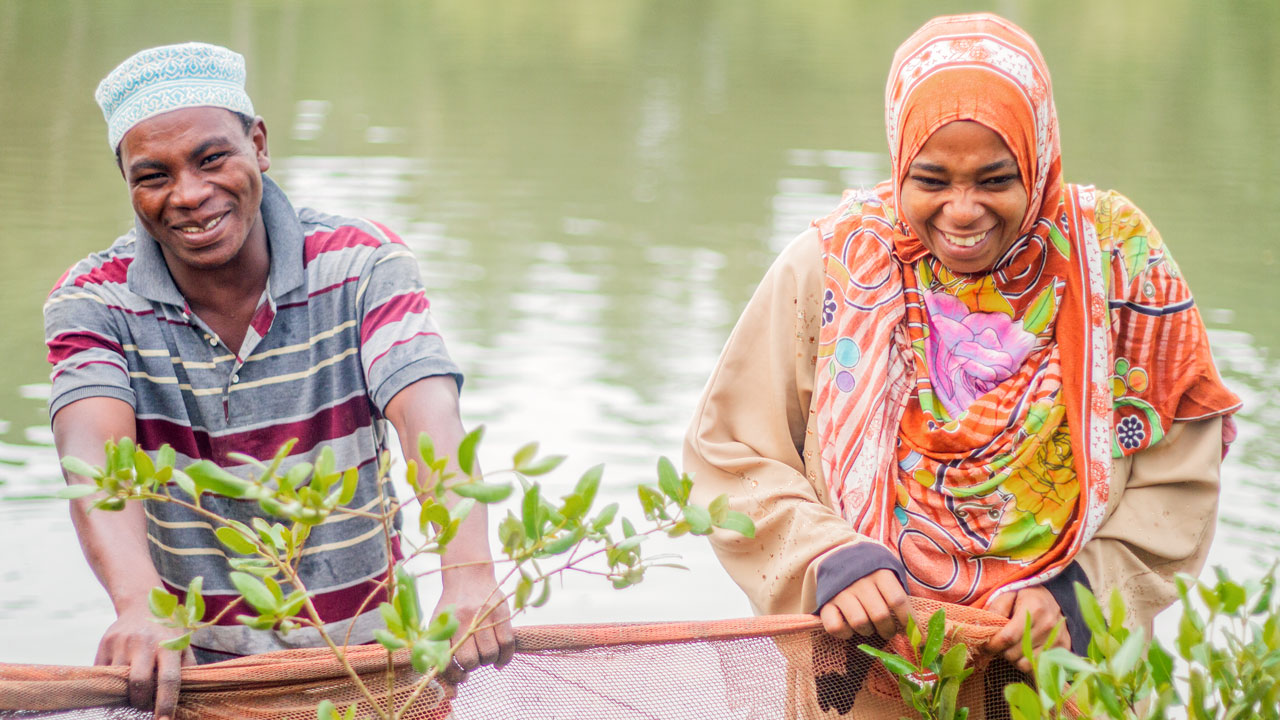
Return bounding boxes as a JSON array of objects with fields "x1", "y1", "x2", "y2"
[{"x1": 126, "y1": 175, "x2": 306, "y2": 306}]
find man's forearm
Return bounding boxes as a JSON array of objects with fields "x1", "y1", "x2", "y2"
[{"x1": 70, "y1": 498, "x2": 165, "y2": 615}]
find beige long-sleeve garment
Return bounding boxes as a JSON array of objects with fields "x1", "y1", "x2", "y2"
[{"x1": 684, "y1": 227, "x2": 1222, "y2": 633}]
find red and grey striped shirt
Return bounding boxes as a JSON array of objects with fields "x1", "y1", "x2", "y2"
[{"x1": 45, "y1": 177, "x2": 460, "y2": 662}]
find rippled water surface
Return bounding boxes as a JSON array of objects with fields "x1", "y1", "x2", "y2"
[{"x1": 1, "y1": 0, "x2": 1277, "y2": 665}]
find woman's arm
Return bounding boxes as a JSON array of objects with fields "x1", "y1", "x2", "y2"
[
  {"x1": 684, "y1": 228, "x2": 901, "y2": 622},
  {"x1": 1074, "y1": 417, "x2": 1223, "y2": 632}
]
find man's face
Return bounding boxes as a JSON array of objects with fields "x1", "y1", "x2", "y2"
[{"x1": 118, "y1": 107, "x2": 270, "y2": 273}]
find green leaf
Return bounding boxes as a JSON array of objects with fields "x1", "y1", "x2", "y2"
[
  {"x1": 411, "y1": 639, "x2": 452, "y2": 675},
  {"x1": 229, "y1": 571, "x2": 278, "y2": 614},
  {"x1": 1075, "y1": 582, "x2": 1107, "y2": 635},
  {"x1": 530, "y1": 577, "x2": 553, "y2": 608},
  {"x1": 1107, "y1": 587, "x2": 1127, "y2": 630},
  {"x1": 133, "y1": 450, "x2": 157, "y2": 482},
  {"x1": 539, "y1": 528, "x2": 581, "y2": 557},
  {"x1": 574, "y1": 464, "x2": 604, "y2": 510},
  {"x1": 657, "y1": 457, "x2": 682, "y2": 503},
  {"x1": 707, "y1": 494, "x2": 729, "y2": 523},
  {"x1": 714, "y1": 510, "x2": 756, "y2": 538},
  {"x1": 1003, "y1": 682, "x2": 1042, "y2": 720},
  {"x1": 615, "y1": 535, "x2": 644, "y2": 553},
  {"x1": 940, "y1": 643, "x2": 968, "y2": 680},
  {"x1": 425, "y1": 609, "x2": 459, "y2": 642},
  {"x1": 1148, "y1": 641, "x2": 1175, "y2": 686},
  {"x1": 336, "y1": 467, "x2": 358, "y2": 506},
  {"x1": 186, "y1": 577, "x2": 205, "y2": 624},
  {"x1": 316, "y1": 700, "x2": 339, "y2": 720},
  {"x1": 592, "y1": 502, "x2": 619, "y2": 532},
  {"x1": 185, "y1": 461, "x2": 252, "y2": 499},
  {"x1": 417, "y1": 433, "x2": 437, "y2": 466},
  {"x1": 450, "y1": 481, "x2": 513, "y2": 504},
  {"x1": 857, "y1": 644, "x2": 917, "y2": 676},
  {"x1": 1109, "y1": 628, "x2": 1146, "y2": 677},
  {"x1": 637, "y1": 485, "x2": 664, "y2": 518},
  {"x1": 514, "y1": 574, "x2": 534, "y2": 609},
  {"x1": 216, "y1": 526, "x2": 258, "y2": 555},
  {"x1": 418, "y1": 499, "x2": 451, "y2": 532},
  {"x1": 159, "y1": 633, "x2": 192, "y2": 652},
  {"x1": 519, "y1": 454, "x2": 565, "y2": 477},
  {"x1": 683, "y1": 504, "x2": 713, "y2": 535},
  {"x1": 157, "y1": 445, "x2": 176, "y2": 469},
  {"x1": 149, "y1": 587, "x2": 178, "y2": 619},
  {"x1": 56, "y1": 484, "x2": 100, "y2": 500},
  {"x1": 373, "y1": 628, "x2": 407, "y2": 650},
  {"x1": 457, "y1": 426, "x2": 485, "y2": 476},
  {"x1": 921, "y1": 609, "x2": 946, "y2": 668},
  {"x1": 1178, "y1": 609, "x2": 1204, "y2": 658},
  {"x1": 60, "y1": 456, "x2": 102, "y2": 479},
  {"x1": 379, "y1": 602, "x2": 404, "y2": 635},
  {"x1": 114, "y1": 437, "x2": 136, "y2": 471},
  {"x1": 512, "y1": 442, "x2": 538, "y2": 470},
  {"x1": 522, "y1": 485, "x2": 542, "y2": 539}
]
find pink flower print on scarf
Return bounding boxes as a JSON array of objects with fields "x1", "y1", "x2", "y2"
[{"x1": 923, "y1": 290, "x2": 1037, "y2": 418}]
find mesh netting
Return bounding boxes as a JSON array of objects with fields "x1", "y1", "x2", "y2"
[{"x1": 0, "y1": 598, "x2": 1077, "y2": 719}]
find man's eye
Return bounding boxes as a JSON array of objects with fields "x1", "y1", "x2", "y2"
[
  {"x1": 135, "y1": 173, "x2": 165, "y2": 184},
  {"x1": 202, "y1": 152, "x2": 226, "y2": 166}
]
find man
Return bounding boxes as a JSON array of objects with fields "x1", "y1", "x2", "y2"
[{"x1": 44, "y1": 42, "x2": 513, "y2": 720}]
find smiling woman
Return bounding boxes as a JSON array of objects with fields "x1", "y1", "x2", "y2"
[
  {"x1": 899, "y1": 121, "x2": 1029, "y2": 275},
  {"x1": 683, "y1": 12, "x2": 1242, "y2": 692}
]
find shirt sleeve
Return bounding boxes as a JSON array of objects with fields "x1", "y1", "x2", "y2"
[
  {"x1": 44, "y1": 279, "x2": 136, "y2": 420},
  {"x1": 684, "y1": 228, "x2": 887, "y2": 616},
  {"x1": 1072, "y1": 417, "x2": 1222, "y2": 634},
  {"x1": 356, "y1": 241, "x2": 463, "y2": 413}
]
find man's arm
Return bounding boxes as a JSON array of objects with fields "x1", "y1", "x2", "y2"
[
  {"x1": 52, "y1": 396, "x2": 192, "y2": 720},
  {"x1": 384, "y1": 375, "x2": 515, "y2": 681}
]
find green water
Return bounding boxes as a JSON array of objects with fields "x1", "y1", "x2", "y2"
[{"x1": 0, "y1": 0, "x2": 1276, "y2": 663}]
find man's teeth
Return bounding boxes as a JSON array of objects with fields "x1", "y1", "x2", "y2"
[
  {"x1": 941, "y1": 231, "x2": 984, "y2": 248},
  {"x1": 179, "y1": 215, "x2": 222, "y2": 234}
]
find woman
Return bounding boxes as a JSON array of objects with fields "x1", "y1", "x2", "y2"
[{"x1": 684, "y1": 12, "x2": 1240, "y2": 673}]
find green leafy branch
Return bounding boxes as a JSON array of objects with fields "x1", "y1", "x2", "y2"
[{"x1": 58, "y1": 428, "x2": 755, "y2": 720}]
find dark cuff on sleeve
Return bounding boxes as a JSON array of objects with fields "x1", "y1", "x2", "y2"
[
  {"x1": 1041, "y1": 561, "x2": 1092, "y2": 656},
  {"x1": 814, "y1": 543, "x2": 909, "y2": 611}
]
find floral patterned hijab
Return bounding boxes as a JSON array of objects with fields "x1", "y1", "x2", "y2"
[{"x1": 812, "y1": 13, "x2": 1239, "y2": 606}]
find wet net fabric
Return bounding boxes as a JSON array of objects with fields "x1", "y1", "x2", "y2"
[{"x1": 0, "y1": 598, "x2": 1078, "y2": 719}]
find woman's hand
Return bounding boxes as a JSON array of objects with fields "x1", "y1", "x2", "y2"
[
  {"x1": 983, "y1": 586, "x2": 1070, "y2": 672},
  {"x1": 818, "y1": 569, "x2": 912, "y2": 640}
]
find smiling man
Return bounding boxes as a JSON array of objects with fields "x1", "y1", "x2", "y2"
[{"x1": 43, "y1": 43, "x2": 512, "y2": 719}]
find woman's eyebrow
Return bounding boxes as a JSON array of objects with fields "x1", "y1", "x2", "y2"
[{"x1": 979, "y1": 159, "x2": 1018, "y2": 173}]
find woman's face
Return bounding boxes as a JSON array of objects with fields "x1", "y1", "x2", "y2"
[{"x1": 899, "y1": 121, "x2": 1029, "y2": 274}]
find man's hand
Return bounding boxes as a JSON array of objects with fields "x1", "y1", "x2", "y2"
[
  {"x1": 435, "y1": 565, "x2": 514, "y2": 684},
  {"x1": 95, "y1": 606, "x2": 195, "y2": 720},
  {"x1": 818, "y1": 569, "x2": 912, "y2": 640},
  {"x1": 983, "y1": 586, "x2": 1071, "y2": 673}
]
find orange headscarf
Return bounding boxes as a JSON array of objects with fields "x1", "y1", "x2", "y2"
[{"x1": 812, "y1": 13, "x2": 1239, "y2": 605}]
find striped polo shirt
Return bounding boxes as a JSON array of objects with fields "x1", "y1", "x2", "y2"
[{"x1": 44, "y1": 176, "x2": 461, "y2": 662}]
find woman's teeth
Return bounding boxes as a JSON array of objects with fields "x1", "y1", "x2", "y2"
[{"x1": 941, "y1": 230, "x2": 984, "y2": 248}]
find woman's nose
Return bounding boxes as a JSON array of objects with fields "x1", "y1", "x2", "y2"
[{"x1": 943, "y1": 188, "x2": 984, "y2": 226}]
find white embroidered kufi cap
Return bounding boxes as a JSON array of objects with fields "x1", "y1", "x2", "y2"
[{"x1": 95, "y1": 42, "x2": 255, "y2": 150}]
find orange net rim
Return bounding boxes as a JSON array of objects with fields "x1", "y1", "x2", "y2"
[{"x1": 0, "y1": 598, "x2": 1012, "y2": 712}]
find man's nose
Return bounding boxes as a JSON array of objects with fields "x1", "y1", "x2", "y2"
[{"x1": 170, "y1": 171, "x2": 212, "y2": 209}]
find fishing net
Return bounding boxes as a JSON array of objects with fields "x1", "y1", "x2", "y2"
[{"x1": 0, "y1": 598, "x2": 1077, "y2": 719}]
